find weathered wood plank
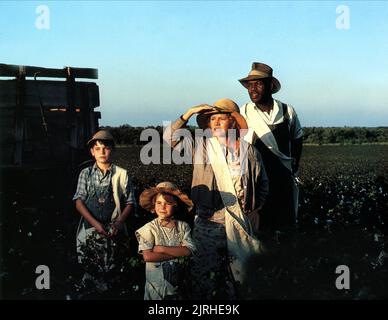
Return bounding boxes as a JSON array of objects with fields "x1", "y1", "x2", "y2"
[
  {"x1": 0, "y1": 64, "x2": 98, "y2": 79},
  {"x1": 14, "y1": 75, "x2": 25, "y2": 165},
  {"x1": 0, "y1": 81, "x2": 99, "y2": 108},
  {"x1": 1, "y1": 67, "x2": 100, "y2": 168},
  {"x1": 0, "y1": 80, "x2": 17, "y2": 106}
]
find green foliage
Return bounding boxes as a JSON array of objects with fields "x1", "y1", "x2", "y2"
[
  {"x1": 74, "y1": 230, "x2": 144, "y2": 299},
  {"x1": 303, "y1": 127, "x2": 388, "y2": 145}
]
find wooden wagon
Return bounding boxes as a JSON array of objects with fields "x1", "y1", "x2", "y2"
[{"x1": 0, "y1": 63, "x2": 100, "y2": 172}]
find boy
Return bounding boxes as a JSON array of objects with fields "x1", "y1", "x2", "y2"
[{"x1": 73, "y1": 130, "x2": 136, "y2": 287}]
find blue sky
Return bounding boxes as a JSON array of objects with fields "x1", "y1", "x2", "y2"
[{"x1": 1, "y1": 1, "x2": 387, "y2": 127}]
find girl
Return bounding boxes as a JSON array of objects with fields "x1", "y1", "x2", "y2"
[{"x1": 136, "y1": 182, "x2": 196, "y2": 300}]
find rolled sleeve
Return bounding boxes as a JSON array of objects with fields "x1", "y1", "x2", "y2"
[
  {"x1": 124, "y1": 175, "x2": 136, "y2": 205},
  {"x1": 136, "y1": 226, "x2": 155, "y2": 253},
  {"x1": 180, "y1": 222, "x2": 197, "y2": 255},
  {"x1": 289, "y1": 106, "x2": 303, "y2": 139},
  {"x1": 163, "y1": 117, "x2": 194, "y2": 151}
]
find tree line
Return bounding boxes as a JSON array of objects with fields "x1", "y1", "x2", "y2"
[
  {"x1": 103, "y1": 124, "x2": 388, "y2": 146},
  {"x1": 303, "y1": 127, "x2": 388, "y2": 145}
]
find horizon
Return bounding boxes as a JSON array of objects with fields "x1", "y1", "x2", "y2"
[
  {"x1": 1, "y1": 1, "x2": 388, "y2": 127},
  {"x1": 100, "y1": 123, "x2": 388, "y2": 129}
]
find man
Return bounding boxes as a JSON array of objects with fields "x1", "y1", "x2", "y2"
[{"x1": 239, "y1": 62, "x2": 303, "y2": 236}]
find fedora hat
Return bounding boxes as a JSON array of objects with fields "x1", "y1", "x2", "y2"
[
  {"x1": 139, "y1": 181, "x2": 194, "y2": 213},
  {"x1": 239, "y1": 62, "x2": 281, "y2": 93},
  {"x1": 87, "y1": 130, "x2": 115, "y2": 148},
  {"x1": 196, "y1": 98, "x2": 248, "y2": 130}
]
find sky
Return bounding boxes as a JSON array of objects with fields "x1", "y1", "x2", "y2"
[{"x1": 1, "y1": 1, "x2": 388, "y2": 127}]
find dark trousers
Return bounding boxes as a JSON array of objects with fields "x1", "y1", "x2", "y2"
[{"x1": 259, "y1": 155, "x2": 296, "y2": 234}]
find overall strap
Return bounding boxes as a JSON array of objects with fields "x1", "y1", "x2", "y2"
[
  {"x1": 245, "y1": 102, "x2": 293, "y2": 171},
  {"x1": 282, "y1": 103, "x2": 290, "y2": 130},
  {"x1": 207, "y1": 138, "x2": 263, "y2": 285}
]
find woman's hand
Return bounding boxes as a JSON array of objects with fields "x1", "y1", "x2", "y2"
[
  {"x1": 181, "y1": 104, "x2": 214, "y2": 121},
  {"x1": 230, "y1": 111, "x2": 248, "y2": 130}
]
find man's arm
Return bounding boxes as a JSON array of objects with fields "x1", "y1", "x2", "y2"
[{"x1": 289, "y1": 107, "x2": 303, "y2": 174}]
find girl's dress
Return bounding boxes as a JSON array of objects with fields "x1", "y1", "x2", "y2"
[{"x1": 136, "y1": 218, "x2": 196, "y2": 300}]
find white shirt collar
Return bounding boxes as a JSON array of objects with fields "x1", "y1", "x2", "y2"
[{"x1": 251, "y1": 99, "x2": 281, "y2": 125}]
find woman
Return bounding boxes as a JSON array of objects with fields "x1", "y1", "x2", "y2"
[{"x1": 163, "y1": 98, "x2": 269, "y2": 299}]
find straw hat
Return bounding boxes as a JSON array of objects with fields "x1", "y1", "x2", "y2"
[
  {"x1": 238, "y1": 62, "x2": 281, "y2": 93},
  {"x1": 87, "y1": 130, "x2": 115, "y2": 148},
  {"x1": 196, "y1": 98, "x2": 248, "y2": 130},
  {"x1": 139, "y1": 181, "x2": 194, "y2": 212}
]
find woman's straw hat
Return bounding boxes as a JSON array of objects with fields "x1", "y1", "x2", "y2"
[{"x1": 196, "y1": 98, "x2": 248, "y2": 130}]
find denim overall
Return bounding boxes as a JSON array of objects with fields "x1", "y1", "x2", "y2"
[
  {"x1": 254, "y1": 103, "x2": 295, "y2": 231},
  {"x1": 83, "y1": 169, "x2": 115, "y2": 230},
  {"x1": 77, "y1": 169, "x2": 117, "y2": 271}
]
